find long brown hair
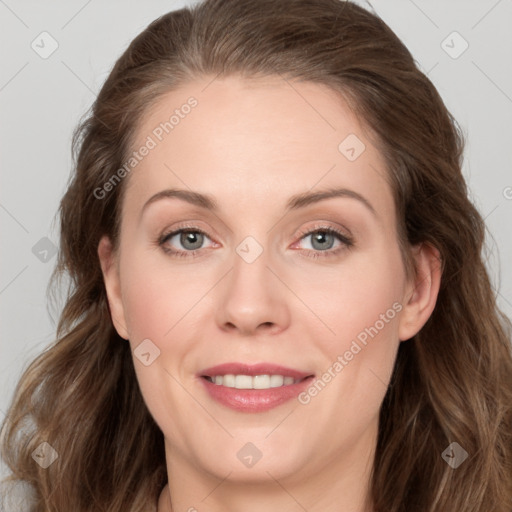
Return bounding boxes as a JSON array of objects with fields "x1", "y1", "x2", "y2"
[{"x1": 1, "y1": 0, "x2": 511, "y2": 510}]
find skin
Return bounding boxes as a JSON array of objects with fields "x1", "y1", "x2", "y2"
[{"x1": 98, "y1": 75, "x2": 441, "y2": 512}]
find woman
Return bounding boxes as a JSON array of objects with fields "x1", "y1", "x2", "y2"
[{"x1": 1, "y1": 0, "x2": 511, "y2": 510}]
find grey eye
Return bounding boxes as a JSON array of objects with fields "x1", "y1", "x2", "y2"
[
  {"x1": 177, "y1": 231, "x2": 205, "y2": 250},
  {"x1": 310, "y1": 231, "x2": 335, "y2": 250}
]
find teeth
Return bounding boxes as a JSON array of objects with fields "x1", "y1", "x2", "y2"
[
  {"x1": 223, "y1": 375, "x2": 235, "y2": 388},
  {"x1": 207, "y1": 374, "x2": 300, "y2": 389},
  {"x1": 235, "y1": 375, "x2": 253, "y2": 389},
  {"x1": 254, "y1": 375, "x2": 271, "y2": 389},
  {"x1": 270, "y1": 375, "x2": 284, "y2": 387}
]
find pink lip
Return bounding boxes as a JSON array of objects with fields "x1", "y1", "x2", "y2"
[{"x1": 197, "y1": 362, "x2": 315, "y2": 413}]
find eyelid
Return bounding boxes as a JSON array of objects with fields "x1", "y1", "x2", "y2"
[
  {"x1": 292, "y1": 222, "x2": 352, "y2": 245},
  {"x1": 158, "y1": 219, "x2": 217, "y2": 238},
  {"x1": 158, "y1": 224, "x2": 217, "y2": 247}
]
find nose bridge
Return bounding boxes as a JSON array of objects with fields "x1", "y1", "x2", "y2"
[
  {"x1": 215, "y1": 233, "x2": 290, "y2": 334},
  {"x1": 232, "y1": 235, "x2": 271, "y2": 292},
  {"x1": 230, "y1": 234, "x2": 275, "y2": 306}
]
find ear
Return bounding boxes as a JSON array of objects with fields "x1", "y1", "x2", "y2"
[
  {"x1": 398, "y1": 243, "x2": 442, "y2": 342},
  {"x1": 98, "y1": 235, "x2": 129, "y2": 340}
]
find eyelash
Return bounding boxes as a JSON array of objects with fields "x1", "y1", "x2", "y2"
[{"x1": 156, "y1": 223, "x2": 354, "y2": 260}]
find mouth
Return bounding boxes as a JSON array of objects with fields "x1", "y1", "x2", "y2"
[{"x1": 198, "y1": 362, "x2": 315, "y2": 412}]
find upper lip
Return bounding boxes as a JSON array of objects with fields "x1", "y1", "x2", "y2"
[{"x1": 199, "y1": 362, "x2": 314, "y2": 380}]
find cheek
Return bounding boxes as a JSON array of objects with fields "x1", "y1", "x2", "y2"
[
  {"x1": 293, "y1": 244, "x2": 405, "y2": 346},
  {"x1": 118, "y1": 245, "x2": 198, "y2": 342},
  {"x1": 292, "y1": 256, "x2": 403, "y2": 429},
  {"x1": 122, "y1": 279, "x2": 172, "y2": 343},
  {"x1": 294, "y1": 245, "x2": 405, "y2": 411},
  {"x1": 118, "y1": 247, "x2": 210, "y2": 405},
  {"x1": 118, "y1": 253, "x2": 202, "y2": 434}
]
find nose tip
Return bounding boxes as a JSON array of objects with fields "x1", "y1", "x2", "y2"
[{"x1": 216, "y1": 257, "x2": 290, "y2": 336}]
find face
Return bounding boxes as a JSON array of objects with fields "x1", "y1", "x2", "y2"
[{"x1": 99, "y1": 75, "x2": 439, "y2": 494}]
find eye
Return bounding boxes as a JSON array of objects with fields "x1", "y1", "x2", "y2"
[
  {"x1": 293, "y1": 225, "x2": 354, "y2": 259},
  {"x1": 157, "y1": 224, "x2": 354, "y2": 260},
  {"x1": 158, "y1": 227, "x2": 215, "y2": 258}
]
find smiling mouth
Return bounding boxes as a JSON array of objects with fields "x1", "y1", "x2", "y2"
[{"x1": 202, "y1": 374, "x2": 312, "y2": 389}]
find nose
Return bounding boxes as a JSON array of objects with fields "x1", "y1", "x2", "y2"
[{"x1": 215, "y1": 244, "x2": 291, "y2": 337}]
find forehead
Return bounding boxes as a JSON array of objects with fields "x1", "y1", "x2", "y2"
[{"x1": 122, "y1": 75, "x2": 393, "y2": 222}]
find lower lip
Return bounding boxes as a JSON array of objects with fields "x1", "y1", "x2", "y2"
[{"x1": 199, "y1": 376, "x2": 314, "y2": 412}]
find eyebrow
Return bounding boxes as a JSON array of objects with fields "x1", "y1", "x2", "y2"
[{"x1": 141, "y1": 186, "x2": 377, "y2": 217}]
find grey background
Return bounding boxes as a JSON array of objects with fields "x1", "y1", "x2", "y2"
[{"x1": 1, "y1": 0, "x2": 511, "y2": 483}]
